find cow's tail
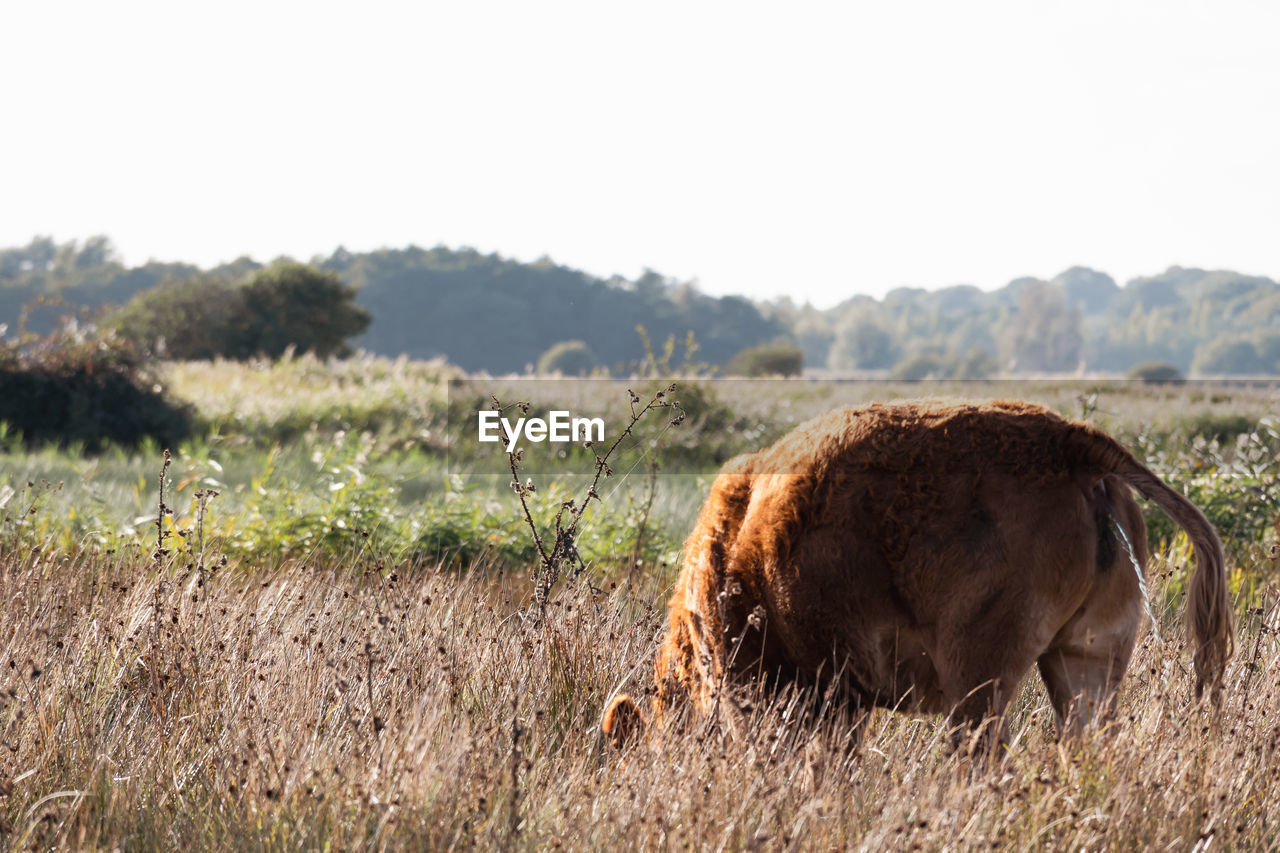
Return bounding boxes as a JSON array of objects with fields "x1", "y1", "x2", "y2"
[{"x1": 1073, "y1": 427, "x2": 1234, "y2": 702}]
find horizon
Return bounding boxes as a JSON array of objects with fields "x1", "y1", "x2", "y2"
[
  {"x1": 10, "y1": 232, "x2": 1265, "y2": 311},
  {"x1": 5, "y1": 2, "x2": 1279, "y2": 308}
]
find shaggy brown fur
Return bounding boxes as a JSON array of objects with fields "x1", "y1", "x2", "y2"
[{"x1": 603, "y1": 401, "x2": 1233, "y2": 748}]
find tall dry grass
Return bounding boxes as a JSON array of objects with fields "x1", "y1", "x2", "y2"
[{"x1": 2, "y1": 536, "x2": 1279, "y2": 850}]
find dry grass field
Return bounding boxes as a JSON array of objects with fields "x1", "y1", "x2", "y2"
[
  {"x1": 2, "y1": 367, "x2": 1279, "y2": 850},
  {"x1": 3, "y1": 542, "x2": 1280, "y2": 850}
]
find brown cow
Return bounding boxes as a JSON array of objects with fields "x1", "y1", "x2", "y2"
[{"x1": 603, "y1": 400, "x2": 1233, "y2": 749}]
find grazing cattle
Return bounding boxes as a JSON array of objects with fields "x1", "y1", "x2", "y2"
[{"x1": 603, "y1": 401, "x2": 1233, "y2": 749}]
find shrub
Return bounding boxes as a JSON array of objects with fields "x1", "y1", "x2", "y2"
[
  {"x1": 1127, "y1": 361, "x2": 1185, "y2": 383},
  {"x1": 726, "y1": 342, "x2": 804, "y2": 377},
  {"x1": 1134, "y1": 422, "x2": 1280, "y2": 552},
  {"x1": 1177, "y1": 413, "x2": 1257, "y2": 445},
  {"x1": 0, "y1": 324, "x2": 192, "y2": 451},
  {"x1": 536, "y1": 340, "x2": 598, "y2": 376}
]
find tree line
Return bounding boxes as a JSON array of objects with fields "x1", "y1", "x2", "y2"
[
  {"x1": 771, "y1": 266, "x2": 1280, "y2": 376},
  {"x1": 2, "y1": 236, "x2": 1279, "y2": 376}
]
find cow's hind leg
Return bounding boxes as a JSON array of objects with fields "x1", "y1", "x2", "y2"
[
  {"x1": 935, "y1": 614, "x2": 1046, "y2": 758},
  {"x1": 1037, "y1": 619, "x2": 1138, "y2": 738},
  {"x1": 1037, "y1": 522, "x2": 1144, "y2": 738},
  {"x1": 1037, "y1": 649, "x2": 1126, "y2": 737},
  {"x1": 941, "y1": 673, "x2": 1029, "y2": 759}
]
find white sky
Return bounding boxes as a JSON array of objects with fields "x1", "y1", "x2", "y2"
[{"x1": 3, "y1": 1, "x2": 1279, "y2": 307}]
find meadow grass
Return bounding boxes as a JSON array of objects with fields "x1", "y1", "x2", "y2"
[
  {"x1": 2, "y1": 540, "x2": 1279, "y2": 850},
  {"x1": 162, "y1": 352, "x2": 457, "y2": 452},
  {"x1": 1, "y1": 366, "x2": 1278, "y2": 850}
]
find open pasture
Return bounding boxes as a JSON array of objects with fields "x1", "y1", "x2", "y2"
[{"x1": 1, "y1": 361, "x2": 1279, "y2": 850}]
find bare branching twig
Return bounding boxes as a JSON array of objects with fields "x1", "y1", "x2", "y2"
[
  {"x1": 494, "y1": 386, "x2": 685, "y2": 623},
  {"x1": 154, "y1": 449, "x2": 171, "y2": 564},
  {"x1": 626, "y1": 461, "x2": 660, "y2": 594}
]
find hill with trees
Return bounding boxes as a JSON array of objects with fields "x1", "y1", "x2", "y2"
[
  {"x1": 322, "y1": 245, "x2": 783, "y2": 372},
  {"x1": 3, "y1": 236, "x2": 1279, "y2": 376}
]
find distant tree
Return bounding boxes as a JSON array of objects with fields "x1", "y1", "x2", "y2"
[
  {"x1": 111, "y1": 276, "x2": 240, "y2": 359},
  {"x1": 70, "y1": 236, "x2": 118, "y2": 270},
  {"x1": 1126, "y1": 361, "x2": 1184, "y2": 383},
  {"x1": 828, "y1": 316, "x2": 897, "y2": 371},
  {"x1": 1192, "y1": 336, "x2": 1267, "y2": 376},
  {"x1": 929, "y1": 285, "x2": 985, "y2": 313},
  {"x1": 763, "y1": 298, "x2": 833, "y2": 369},
  {"x1": 0, "y1": 236, "x2": 58, "y2": 276},
  {"x1": 537, "y1": 340, "x2": 598, "y2": 376},
  {"x1": 1001, "y1": 281, "x2": 1081, "y2": 372},
  {"x1": 1255, "y1": 330, "x2": 1280, "y2": 372},
  {"x1": 230, "y1": 262, "x2": 370, "y2": 359},
  {"x1": 1053, "y1": 267, "x2": 1119, "y2": 314},
  {"x1": 955, "y1": 346, "x2": 998, "y2": 379},
  {"x1": 1124, "y1": 270, "x2": 1192, "y2": 310},
  {"x1": 726, "y1": 342, "x2": 804, "y2": 377},
  {"x1": 344, "y1": 248, "x2": 783, "y2": 373},
  {"x1": 889, "y1": 353, "x2": 951, "y2": 380}
]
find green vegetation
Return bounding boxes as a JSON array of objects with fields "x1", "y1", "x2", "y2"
[
  {"x1": 0, "y1": 354, "x2": 1276, "y2": 563},
  {"x1": 165, "y1": 353, "x2": 455, "y2": 451},
  {"x1": 889, "y1": 352, "x2": 951, "y2": 380}
]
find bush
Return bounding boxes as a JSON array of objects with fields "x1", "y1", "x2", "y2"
[
  {"x1": 537, "y1": 340, "x2": 598, "y2": 376},
  {"x1": 1177, "y1": 413, "x2": 1257, "y2": 445},
  {"x1": 0, "y1": 324, "x2": 192, "y2": 451},
  {"x1": 1134, "y1": 423, "x2": 1280, "y2": 552},
  {"x1": 1127, "y1": 361, "x2": 1185, "y2": 383},
  {"x1": 726, "y1": 343, "x2": 804, "y2": 377}
]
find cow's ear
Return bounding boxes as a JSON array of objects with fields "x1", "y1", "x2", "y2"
[{"x1": 602, "y1": 694, "x2": 646, "y2": 749}]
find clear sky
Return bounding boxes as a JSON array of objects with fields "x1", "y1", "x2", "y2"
[{"x1": 3, "y1": 1, "x2": 1278, "y2": 306}]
